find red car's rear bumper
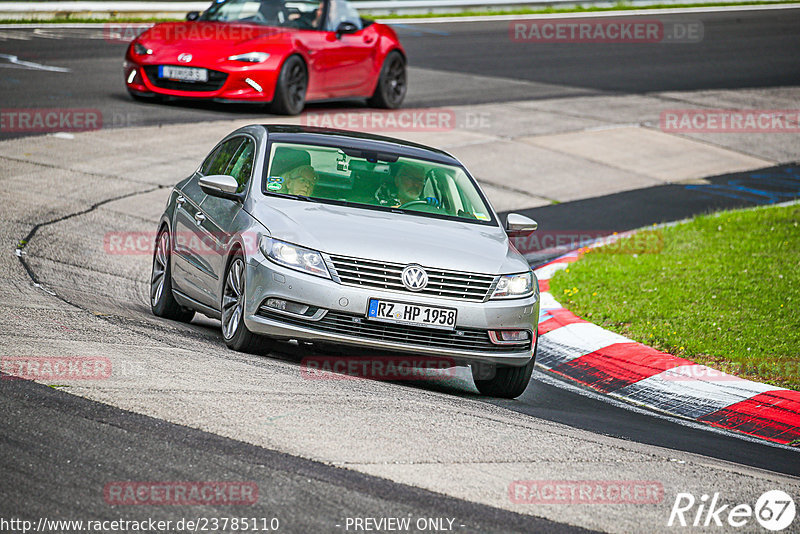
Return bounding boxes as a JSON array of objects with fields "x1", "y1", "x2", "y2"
[{"x1": 125, "y1": 60, "x2": 280, "y2": 102}]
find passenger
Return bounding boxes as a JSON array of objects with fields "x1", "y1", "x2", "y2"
[
  {"x1": 268, "y1": 148, "x2": 318, "y2": 196},
  {"x1": 374, "y1": 162, "x2": 440, "y2": 208},
  {"x1": 281, "y1": 165, "x2": 317, "y2": 195}
]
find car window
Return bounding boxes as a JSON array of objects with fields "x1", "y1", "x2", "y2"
[
  {"x1": 225, "y1": 137, "x2": 256, "y2": 193},
  {"x1": 199, "y1": 145, "x2": 221, "y2": 176},
  {"x1": 264, "y1": 142, "x2": 495, "y2": 224},
  {"x1": 201, "y1": 0, "x2": 326, "y2": 30},
  {"x1": 325, "y1": 0, "x2": 361, "y2": 31},
  {"x1": 204, "y1": 137, "x2": 245, "y2": 177}
]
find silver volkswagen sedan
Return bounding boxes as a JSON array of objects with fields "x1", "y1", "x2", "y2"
[{"x1": 150, "y1": 125, "x2": 540, "y2": 397}]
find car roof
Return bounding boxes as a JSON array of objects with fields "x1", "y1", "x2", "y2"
[{"x1": 260, "y1": 124, "x2": 461, "y2": 166}]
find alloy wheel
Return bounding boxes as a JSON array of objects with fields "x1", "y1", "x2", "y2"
[
  {"x1": 385, "y1": 56, "x2": 406, "y2": 105},
  {"x1": 222, "y1": 258, "x2": 245, "y2": 340},
  {"x1": 287, "y1": 62, "x2": 307, "y2": 110},
  {"x1": 150, "y1": 231, "x2": 169, "y2": 307}
]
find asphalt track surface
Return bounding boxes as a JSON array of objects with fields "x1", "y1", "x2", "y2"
[
  {"x1": 1, "y1": 8, "x2": 799, "y2": 139},
  {"x1": 398, "y1": 10, "x2": 800, "y2": 94},
  {"x1": 2, "y1": 8, "x2": 800, "y2": 532},
  {"x1": 0, "y1": 378, "x2": 584, "y2": 534}
]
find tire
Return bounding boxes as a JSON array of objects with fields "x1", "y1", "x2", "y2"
[
  {"x1": 150, "y1": 228, "x2": 195, "y2": 323},
  {"x1": 270, "y1": 55, "x2": 307, "y2": 115},
  {"x1": 367, "y1": 50, "x2": 406, "y2": 109},
  {"x1": 221, "y1": 251, "x2": 275, "y2": 353},
  {"x1": 472, "y1": 339, "x2": 537, "y2": 398}
]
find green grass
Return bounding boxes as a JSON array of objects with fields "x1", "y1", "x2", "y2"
[
  {"x1": 549, "y1": 203, "x2": 800, "y2": 391},
  {"x1": 1, "y1": 0, "x2": 796, "y2": 24}
]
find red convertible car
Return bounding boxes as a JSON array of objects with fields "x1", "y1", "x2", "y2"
[{"x1": 124, "y1": 0, "x2": 406, "y2": 114}]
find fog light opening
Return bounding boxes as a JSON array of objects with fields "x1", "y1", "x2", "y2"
[
  {"x1": 488, "y1": 330, "x2": 531, "y2": 345},
  {"x1": 266, "y1": 298, "x2": 287, "y2": 311},
  {"x1": 127, "y1": 69, "x2": 137, "y2": 84},
  {"x1": 259, "y1": 297, "x2": 318, "y2": 318}
]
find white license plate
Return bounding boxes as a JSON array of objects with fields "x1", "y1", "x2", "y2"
[
  {"x1": 367, "y1": 298, "x2": 457, "y2": 331},
  {"x1": 159, "y1": 65, "x2": 208, "y2": 82}
]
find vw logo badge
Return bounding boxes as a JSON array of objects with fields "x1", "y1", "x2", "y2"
[
  {"x1": 401, "y1": 265, "x2": 428, "y2": 292},
  {"x1": 177, "y1": 53, "x2": 193, "y2": 63}
]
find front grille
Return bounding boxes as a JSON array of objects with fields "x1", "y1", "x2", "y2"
[
  {"x1": 143, "y1": 65, "x2": 227, "y2": 92},
  {"x1": 326, "y1": 254, "x2": 497, "y2": 302},
  {"x1": 257, "y1": 307, "x2": 530, "y2": 353}
]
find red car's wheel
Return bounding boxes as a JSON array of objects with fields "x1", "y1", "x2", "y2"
[
  {"x1": 368, "y1": 50, "x2": 406, "y2": 109},
  {"x1": 271, "y1": 55, "x2": 307, "y2": 116}
]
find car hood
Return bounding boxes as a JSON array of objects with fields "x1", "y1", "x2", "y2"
[{"x1": 248, "y1": 199, "x2": 529, "y2": 275}]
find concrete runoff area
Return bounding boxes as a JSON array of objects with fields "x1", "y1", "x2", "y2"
[{"x1": 2, "y1": 85, "x2": 799, "y2": 532}]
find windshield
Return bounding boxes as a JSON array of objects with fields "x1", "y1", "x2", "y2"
[
  {"x1": 263, "y1": 142, "x2": 495, "y2": 223},
  {"x1": 200, "y1": 0, "x2": 326, "y2": 30}
]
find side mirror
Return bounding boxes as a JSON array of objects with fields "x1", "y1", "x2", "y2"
[
  {"x1": 186, "y1": 11, "x2": 200, "y2": 21},
  {"x1": 199, "y1": 174, "x2": 242, "y2": 202},
  {"x1": 335, "y1": 21, "x2": 359, "y2": 39},
  {"x1": 506, "y1": 213, "x2": 538, "y2": 237}
]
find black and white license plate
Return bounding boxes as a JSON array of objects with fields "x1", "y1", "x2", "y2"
[
  {"x1": 158, "y1": 65, "x2": 208, "y2": 82},
  {"x1": 367, "y1": 298, "x2": 457, "y2": 331}
]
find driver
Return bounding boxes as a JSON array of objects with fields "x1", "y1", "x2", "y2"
[
  {"x1": 374, "y1": 162, "x2": 440, "y2": 208},
  {"x1": 289, "y1": 1, "x2": 324, "y2": 29},
  {"x1": 311, "y1": 1, "x2": 324, "y2": 29}
]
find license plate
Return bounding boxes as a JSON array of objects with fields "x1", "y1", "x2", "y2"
[
  {"x1": 158, "y1": 65, "x2": 208, "y2": 82},
  {"x1": 367, "y1": 298, "x2": 457, "y2": 331}
]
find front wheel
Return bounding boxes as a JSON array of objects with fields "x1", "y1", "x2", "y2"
[
  {"x1": 367, "y1": 50, "x2": 406, "y2": 109},
  {"x1": 150, "y1": 228, "x2": 195, "y2": 322},
  {"x1": 472, "y1": 340, "x2": 537, "y2": 398},
  {"x1": 221, "y1": 252, "x2": 275, "y2": 353},
  {"x1": 271, "y1": 55, "x2": 307, "y2": 115}
]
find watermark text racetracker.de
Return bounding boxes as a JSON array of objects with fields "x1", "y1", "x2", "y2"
[
  {"x1": 1, "y1": 356, "x2": 152, "y2": 382},
  {"x1": 509, "y1": 480, "x2": 664, "y2": 504},
  {"x1": 662, "y1": 361, "x2": 800, "y2": 382},
  {"x1": 511, "y1": 229, "x2": 664, "y2": 257},
  {"x1": 301, "y1": 108, "x2": 492, "y2": 132},
  {"x1": 661, "y1": 109, "x2": 800, "y2": 133},
  {"x1": 300, "y1": 356, "x2": 457, "y2": 381},
  {"x1": 104, "y1": 231, "x2": 260, "y2": 256},
  {"x1": 104, "y1": 481, "x2": 258, "y2": 506},
  {"x1": 103, "y1": 22, "x2": 278, "y2": 44},
  {"x1": 0, "y1": 108, "x2": 142, "y2": 133},
  {"x1": 0, "y1": 109, "x2": 101, "y2": 133},
  {"x1": 1, "y1": 356, "x2": 111, "y2": 381},
  {"x1": 510, "y1": 18, "x2": 703, "y2": 43}
]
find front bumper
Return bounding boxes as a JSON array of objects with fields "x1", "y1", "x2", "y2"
[
  {"x1": 124, "y1": 60, "x2": 280, "y2": 102},
  {"x1": 243, "y1": 255, "x2": 539, "y2": 367}
]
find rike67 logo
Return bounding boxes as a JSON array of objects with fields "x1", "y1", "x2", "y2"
[{"x1": 668, "y1": 490, "x2": 796, "y2": 531}]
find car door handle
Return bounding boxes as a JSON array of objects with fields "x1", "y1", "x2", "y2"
[
  {"x1": 364, "y1": 36, "x2": 375, "y2": 44},
  {"x1": 176, "y1": 195, "x2": 186, "y2": 207},
  {"x1": 194, "y1": 212, "x2": 205, "y2": 225}
]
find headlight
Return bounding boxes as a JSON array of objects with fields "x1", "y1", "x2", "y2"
[
  {"x1": 133, "y1": 42, "x2": 153, "y2": 55},
  {"x1": 491, "y1": 271, "x2": 534, "y2": 299},
  {"x1": 259, "y1": 237, "x2": 330, "y2": 279},
  {"x1": 228, "y1": 52, "x2": 270, "y2": 63}
]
